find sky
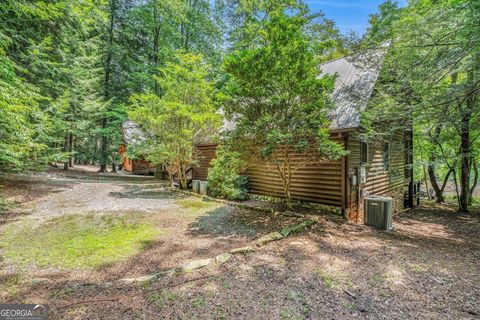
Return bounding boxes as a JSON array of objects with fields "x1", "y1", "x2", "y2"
[{"x1": 303, "y1": 0, "x2": 407, "y2": 35}]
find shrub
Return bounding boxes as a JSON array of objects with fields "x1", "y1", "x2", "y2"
[{"x1": 207, "y1": 146, "x2": 249, "y2": 200}]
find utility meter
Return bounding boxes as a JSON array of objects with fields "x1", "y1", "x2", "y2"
[
  {"x1": 350, "y1": 174, "x2": 357, "y2": 186},
  {"x1": 359, "y1": 165, "x2": 367, "y2": 184},
  {"x1": 349, "y1": 168, "x2": 358, "y2": 186}
]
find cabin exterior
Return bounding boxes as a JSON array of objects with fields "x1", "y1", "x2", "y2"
[
  {"x1": 120, "y1": 121, "x2": 157, "y2": 175},
  {"x1": 193, "y1": 47, "x2": 416, "y2": 222}
]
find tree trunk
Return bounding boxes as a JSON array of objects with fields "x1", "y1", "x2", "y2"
[
  {"x1": 427, "y1": 162, "x2": 444, "y2": 203},
  {"x1": 179, "y1": 165, "x2": 188, "y2": 190},
  {"x1": 111, "y1": 161, "x2": 117, "y2": 173},
  {"x1": 453, "y1": 169, "x2": 461, "y2": 209},
  {"x1": 459, "y1": 96, "x2": 474, "y2": 212},
  {"x1": 277, "y1": 152, "x2": 293, "y2": 209},
  {"x1": 427, "y1": 123, "x2": 444, "y2": 202},
  {"x1": 99, "y1": 119, "x2": 108, "y2": 173},
  {"x1": 68, "y1": 133, "x2": 74, "y2": 168},
  {"x1": 469, "y1": 158, "x2": 478, "y2": 205},
  {"x1": 100, "y1": 0, "x2": 116, "y2": 173},
  {"x1": 63, "y1": 135, "x2": 69, "y2": 170},
  {"x1": 422, "y1": 165, "x2": 431, "y2": 200}
]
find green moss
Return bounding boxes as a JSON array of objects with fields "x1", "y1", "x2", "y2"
[
  {"x1": 175, "y1": 198, "x2": 215, "y2": 209},
  {"x1": 0, "y1": 214, "x2": 166, "y2": 269},
  {"x1": 175, "y1": 198, "x2": 221, "y2": 217}
]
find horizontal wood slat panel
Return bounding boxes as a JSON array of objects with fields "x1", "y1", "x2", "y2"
[
  {"x1": 192, "y1": 145, "x2": 218, "y2": 180},
  {"x1": 193, "y1": 136, "x2": 345, "y2": 207}
]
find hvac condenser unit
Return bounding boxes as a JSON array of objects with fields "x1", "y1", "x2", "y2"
[
  {"x1": 199, "y1": 181, "x2": 208, "y2": 195},
  {"x1": 364, "y1": 196, "x2": 393, "y2": 230},
  {"x1": 192, "y1": 180, "x2": 200, "y2": 193}
]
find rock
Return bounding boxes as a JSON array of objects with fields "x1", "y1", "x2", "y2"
[
  {"x1": 215, "y1": 252, "x2": 232, "y2": 264},
  {"x1": 289, "y1": 220, "x2": 316, "y2": 233},
  {"x1": 30, "y1": 278, "x2": 53, "y2": 286},
  {"x1": 229, "y1": 246, "x2": 255, "y2": 254},
  {"x1": 256, "y1": 232, "x2": 284, "y2": 247},
  {"x1": 181, "y1": 258, "x2": 213, "y2": 272},
  {"x1": 289, "y1": 241, "x2": 305, "y2": 246},
  {"x1": 118, "y1": 272, "x2": 165, "y2": 284}
]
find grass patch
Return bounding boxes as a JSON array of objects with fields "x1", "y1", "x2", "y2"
[
  {"x1": 0, "y1": 273, "x2": 22, "y2": 300},
  {"x1": 0, "y1": 195, "x2": 12, "y2": 215},
  {"x1": 175, "y1": 198, "x2": 216, "y2": 210},
  {"x1": 175, "y1": 198, "x2": 221, "y2": 218},
  {"x1": 0, "y1": 214, "x2": 166, "y2": 269}
]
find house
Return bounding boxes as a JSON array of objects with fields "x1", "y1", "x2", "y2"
[
  {"x1": 120, "y1": 120, "x2": 157, "y2": 175},
  {"x1": 193, "y1": 46, "x2": 416, "y2": 222}
]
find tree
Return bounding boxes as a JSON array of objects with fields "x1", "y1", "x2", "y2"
[
  {"x1": 220, "y1": 1, "x2": 346, "y2": 208},
  {"x1": 364, "y1": 0, "x2": 402, "y2": 45},
  {"x1": 363, "y1": 0, "x2": 480, "y2": 212},
  {"x1": 129, "y1": 52, "x2": 221, "y2": 189},
  {"x1": 0, "y1": 0, "x2": 68, "y2": 171}
]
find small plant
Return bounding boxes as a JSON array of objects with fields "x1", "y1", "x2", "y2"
[
  {"x1": 192, "y1": 296, "x2": 207, "y2": 308},
  {"x1": 315, "y1": 269, "x2": 337, "y2": 289},
  {"x1": 371, "y1": 272, "x2": 386, "y2": 283},
  {"x1": 343, "y1": 302, "x2": 356, "y2": 310},
  {"x1": 207, "y1": 146, "x2": 249, "y2": 200},
  {"x1": 147, "y1": 290, "x2": 180, "y2": 310}
]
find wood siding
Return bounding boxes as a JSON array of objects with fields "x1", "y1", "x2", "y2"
[
  {"x1": 347, "y1": 131, "x2": 408, "y2": 222},
  {"x1": 245, "y1": 135, "x2": 345, "y2": 206},
  {"x1": 195, "y1": 131, "x2": 410, "y2": 221},
  {"x1": 193, "y1": 144, "x2": 218, "y2": 180},
  {"x1": 194, "y1": 135, "x2": 346, "y2": 207}
]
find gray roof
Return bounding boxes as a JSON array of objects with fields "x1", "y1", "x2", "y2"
[
  {"x1": 122, "y1": 120, "x2": 145, "y2": 145},
  {"x1": 320, "y1": 43, "x2": 389, "y2": 130}
]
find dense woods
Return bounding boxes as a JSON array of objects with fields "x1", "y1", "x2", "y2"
[{"x1": 0, "y1": 0, "x2": 478, "y2": 212}]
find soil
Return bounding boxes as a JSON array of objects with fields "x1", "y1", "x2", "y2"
[{"x1": 0, "y1": 166, "x2": 479, "y2": 319}]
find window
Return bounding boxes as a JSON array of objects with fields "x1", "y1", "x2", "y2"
[
  {"x1": 360, "y1": 141, "x2": 368, "y2": 164},
  {"x1": 382, "y1": 142, "x2": 390, "y2": 172}
]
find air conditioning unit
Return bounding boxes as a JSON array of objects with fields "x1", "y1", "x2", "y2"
[
  {"x1": 199, "y1": 181, "x2": 208, "y2": 195},
  {"x1": 192, "y1": 180, "x2": 200, "y2": 193},
  {"x1": 364, "y1": 196, "x2": 393, "y2": 230}
]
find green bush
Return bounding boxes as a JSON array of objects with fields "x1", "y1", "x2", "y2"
[{"x1": 207, "y1": 146, "x2": 249, "y2": 200}]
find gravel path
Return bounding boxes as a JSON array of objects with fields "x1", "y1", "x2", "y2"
[{"x1": 1, "y1": 171, "x2": 180, "y2": 223}]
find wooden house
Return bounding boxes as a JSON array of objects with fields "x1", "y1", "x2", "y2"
[
  {"x1": 120, "y1": 120, "x2": 157, "y2": 175},
  {"x1": 193, "y1": 47, "x2": 416, "y2": 222}
]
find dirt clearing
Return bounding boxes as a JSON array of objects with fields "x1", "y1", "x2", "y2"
[{"x1": 0, "y1": 169, "x2": 479, "y2": 319}]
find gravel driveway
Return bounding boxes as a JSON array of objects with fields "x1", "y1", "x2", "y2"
[{"x1": 1, "y1": 170, "x2": 181, "y2": 224}]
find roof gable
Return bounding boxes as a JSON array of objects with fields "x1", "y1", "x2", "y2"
[{"x1": 320, "y1": 43, "x2": 388, "y2": 130}]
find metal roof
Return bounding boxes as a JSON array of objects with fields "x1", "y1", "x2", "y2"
[
  {"x1": 122, "y1": 120, "x2": 145, "y2": 146},
  {"x1": 320, "y1": 43, "x2": 389, "y2": 130}
]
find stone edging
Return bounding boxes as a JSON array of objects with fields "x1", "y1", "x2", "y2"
[{"x1": 118, "y1": 219, "x2": 317, "y2": 284}]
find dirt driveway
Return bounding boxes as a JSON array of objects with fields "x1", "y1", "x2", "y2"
[{"x1": 0, "y1": 168, "x2": 479, "y2": 319}]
